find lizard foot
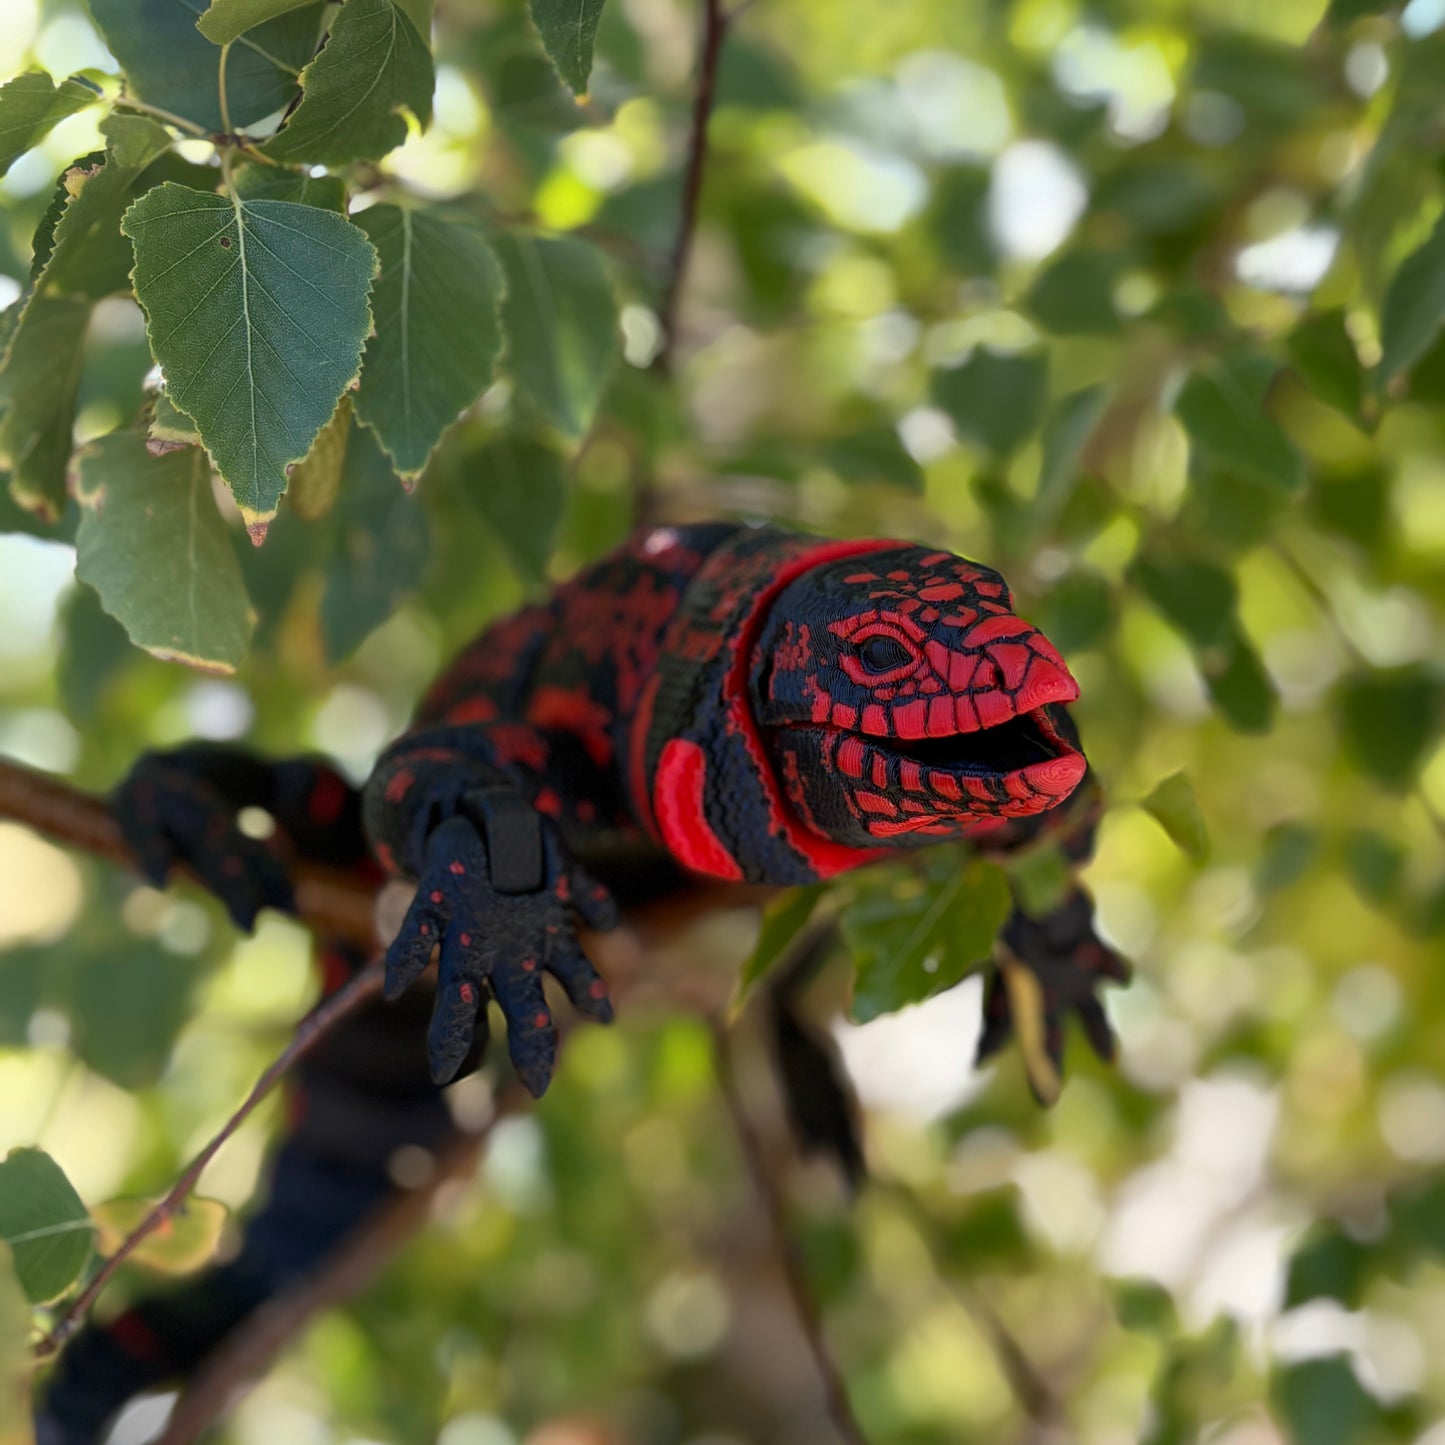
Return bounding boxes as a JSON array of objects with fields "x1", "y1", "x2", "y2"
[
  {"x1": 112, "y1": 754, "x2": 295, "y2": 930},
  {"x1": 384, "y1": 793, "x2": 618, "y2": 1095},
  {"x1": 976, "y1": 887, "x2": 1129, "y2": 1104}
]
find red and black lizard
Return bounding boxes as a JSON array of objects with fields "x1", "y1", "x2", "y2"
[{"x1": 36, "y1": 522, "x2": 1126, "y2": 1442}]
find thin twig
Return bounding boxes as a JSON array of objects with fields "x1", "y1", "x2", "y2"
[
  {"x1": 111, "y1": 96, "x2": 211, "y2": 139},
  {"x1": 651, "y1": 0, "x2": 730, "y2": 376},
  {"x1": 154, "y1": 1102, "x2": 521, "y2": 1445},
  {"x1": 709, "y1": 1018, "x2": 870, "y2": 1445},
  {"x1": 35, "y1": 959, "x2": 387, "y2": 1359}
]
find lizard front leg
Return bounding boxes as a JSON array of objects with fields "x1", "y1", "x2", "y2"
[
  {"x1": 112, "y1": 747, "x2": 368, "y2": 930},
  {"x1": 363, "y1": 732, "x2": 618, "y2": 1094}
]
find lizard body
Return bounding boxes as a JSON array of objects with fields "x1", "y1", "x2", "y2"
[{"x1": 37, "y1": 522, "x2": 1123, "y2": 1443}]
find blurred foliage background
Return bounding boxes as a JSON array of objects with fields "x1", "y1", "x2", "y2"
[{"x1": 2, "y1": 0, "x2": 1445, "y2": 1440}]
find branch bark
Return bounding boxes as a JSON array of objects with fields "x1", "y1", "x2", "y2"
[{"x1": 651, "y1": 0, "x2": 730, "y2": 376}]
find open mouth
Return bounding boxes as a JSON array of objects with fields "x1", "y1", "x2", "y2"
[
  {"x1": 791, "y1": 703, "x2": 1086, "y2": 828},
  {"x1": 882, "y1": 706, "x2": 1067, "y2": 777}
]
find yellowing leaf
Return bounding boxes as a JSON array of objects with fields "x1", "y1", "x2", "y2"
[{"x1": 92, "y1": 1197, "x2": 228, "y2": 1274}]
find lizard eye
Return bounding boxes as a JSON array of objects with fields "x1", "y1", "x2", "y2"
[{"x1": 858, "y1": 634, "x2": 912, "y2": 673}]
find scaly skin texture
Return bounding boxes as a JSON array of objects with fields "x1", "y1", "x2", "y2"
[{"x1": 38, "y1": 522, "x2": 1126, "y2": 1444}]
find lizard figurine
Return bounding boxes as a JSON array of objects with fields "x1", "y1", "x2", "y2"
[{"x1": 36, "y1": 521, "x2": 1126, "y2": 1442}]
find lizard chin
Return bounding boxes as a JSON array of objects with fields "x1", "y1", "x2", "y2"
[{"x1": 771, "y1": 703, "x2": 1086, "y2": 845}]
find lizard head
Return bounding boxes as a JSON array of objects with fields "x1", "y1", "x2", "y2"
[{"x1": 750, "y1": 545, "x2": 1086, "y2": 847}]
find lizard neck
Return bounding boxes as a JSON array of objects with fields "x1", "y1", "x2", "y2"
[{"x1": 637, "y1": 526, "x2": 898, "y2": 885}]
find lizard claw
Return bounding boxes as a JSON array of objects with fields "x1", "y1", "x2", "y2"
[
  {"x1": 386, "y1": 808, "x2": 616, "y2": 1092},
  {"x1": 976, "y1": 887, "x2": 1128, "y2": 1104}
]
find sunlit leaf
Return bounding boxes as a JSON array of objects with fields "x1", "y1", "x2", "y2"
[
  {"x1": 197, "y1": 0, "x2": 316, "y2": 44},
  {"x1": 93, "y1": 1197, "x2": 228, "y2": 1273},
  {"x1": 122, "y1": 181, "x2": 378, "y2": 533},
  {"x1": 354, "y1": 206, "x2": 504, "y2": 477},
  {"x1": 87, "y1": 0, "x2": 323, "y2": 133},
  {"x1": 75, "y1": 432, "x2": 255, "y2": 672},
  {"x1": 529, "y1": 0, "x2": 607, "y2": 96},
  {"x1": 0, "y1": 1149, "x2": 91, "y2": 1304},
  {"x1": 261, "y1": 0, "x2": 434, "y2": 167},
  {"x1": 0, "y1": 71, "x2": 99, "y2": 178},
  {"x1": 734, "y1": 884, "x2": 824, "y2": 1012},
  {"x1": 491, "y1": 231, "x2": 618, "y2": 438},
  {"x1": 1140, "y1": 772, "x2": 1208, "y2": 861},
  {"x1": 842, "y1": 857, "x2": 1010, "y2": 1023}
]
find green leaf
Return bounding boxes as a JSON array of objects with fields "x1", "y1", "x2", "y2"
[
  {"x1": 122, "y1": 181, "x2": 378, "y2": 533},
  {"x1": 734, "y1": 885, "x2": 824, "y2": 1012},
  {"x1": 1129, "y1": 554, "x2": 1237, "y2": 651},
  {"x1": 0, "y1": 295, "x2": 92, "y2": 519},
  {"x1": 459, "y1": 434, "x2": 567, "y2": 582},
  {"x1": 354, "y1": 207, "x2": 504, "y2": 477},
  {"x1": 147, "y1": 386, "x2": 201, "y2": 453},
  {"x1": 1004, "y1": 842, "x2": 1073, "y2": 916},
  {"x1": 1035, "y1": 383, "x2": 1109, "y2": 529},
  {"x1": 230, "y1": 162, "x2": 346, "y2": 212},
  {"x1": 1379, "y1": 213, "x2": 1445, "y2": 385},
  {"x1": 1287, "y1": 310, "x2": 1364, "y2": 417},
  {"x1": 1140, "y1": 772, "x2": 1208, "y2": 862},
  {"x1": 1201, "y1": 632, "x2": 1277, "y2": 734},
  {"x1": 842, "y1": 857, "x2": 1011, "y2": 1024},
  {"x1": 93, "y1": 1197, "x2": 228, "y2": 1273},
  {"x1": 529, "y1": 0, "x2": 607, "y2": 96},
  {"x1": 288, "y1": 393, "x2": 351, "y2": 520},
  {"x1": 0, "y1": 71, "x2": 99, "y2": 178},
  {"x1": 262, "y1": 0, "x2": 434, "y2": 167},
  {"x1": 0, "y1": 1148, "x2": 92, "y2": 1304},
  {"x1": 0, "y1": 1246, "x2": 27, "y2": 1438},
  {"x1": 197, "y1": 0, "x2": 315, "y2": 44},
  {"x1": 1034, "y1": 569, "x2": 1113, "y2": 654},
  {"x1": 1284, "y1": 1226, "x2": 1371, "y2": 1308},
  {"x1": 1175, "y1": 360, "x2": 1305, "y2": 493},
  {"x1": 931, "y1": 348, "x2": 1048, "y2": 458},
  {"x1": 1342, "y1": 828, "x2": 1405, "y2": 905},
  {"x1": 1271, "y1": 1357, "x2": 1379, "y2": 1445},
  {"x1": 31, "y1": 115, "x2": 174, "y2": 301},
  {"x1": 75, "y1": 432, "x2": 255, "y2": 672},
  {"x1": 320, "y1": 422, "x2": 428, "y2": 661},
  {"x1": 491, "y1": 231, "x2": 618, "y2": 438},
  {"x1": 1333, "y1": 667, "x2": 1441, "y2": 791},
  {"x1": 1027, "y1": 250, "x2": 1124, "y2": 336},
  {"x1": 822, "y1": 424, "x2": 922, "y2": 491},
  {"x1": 87, "y1": 0, "x2": 323, "y2": 133}
]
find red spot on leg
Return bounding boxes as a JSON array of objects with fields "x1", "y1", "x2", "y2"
[
  {"x1": 459, "y1": 982, "x2": 475, "y2": 1004},
  {"x1": 383, "y1": 769, "x2": 414, "y2": 805},
  {"x1": 534, "y1": 1012, "x2": 550, "y2": 1029},
  {"x1": 430, "y1": 890, "x2": 443, "y2": 903},
  {"x1": 589, "y1": 979, "x2": 608, "y2": 999},
  {"x1": 460, "y1": 932, "x2": 471, "y2": 946},
  {"x1": 448, "y1": 861, "x2": 466, "y2": 875}
]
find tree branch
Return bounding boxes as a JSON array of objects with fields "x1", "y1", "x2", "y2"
[
  {"x1": 709, "y1": 1018, "x2": 870, "y2": 1445},
  {"x1": 35, "y1": 959, "x2": 387, "y2": 1360},
  {"x1": 652, "y1": 0, "x2": 730, "y2": 376},
  {"x1": 0, "y1": 755, "x2": 763, "y2": 1364}
]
